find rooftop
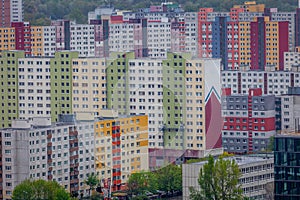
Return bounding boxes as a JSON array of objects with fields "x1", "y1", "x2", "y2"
[{"x1": 192, "y1": 154, "x2": 274, "y2": 166}]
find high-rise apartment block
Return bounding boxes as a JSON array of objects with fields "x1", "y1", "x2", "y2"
[
  {"x1": 221, "y1": 70, "x2": 300, "y2": 96},
  {"x1": 94, "y1": 114, "x2": 148, "y2": 191},
  {"x1": 222, "y1": 88, "x2": 276, "y2": 153},
  {"x1": 0, "y1": 0, "x2": 23, "y2": 27},
  {"x1": 280, "y1": 87, "x2": 300, "y2": 133},
  {"x1": 0, "y1": 113, "x2": 148, "y2": 199},
  {"x1": 106, "y1": 52, "x2": 222, "y2": 151},
  {"x1": 0, "y1": 50, "x2": 221, "y2": 160},
  {"x1": 0, "y1": 51, "x2": 25, "y2": 128},
  {"x1": 0, "y1": 1, "x2": 295, "y2": 70}
]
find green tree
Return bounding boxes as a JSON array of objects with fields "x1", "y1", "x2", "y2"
[
  {"x1": 85, "y1": 174, "x2": 100, "y2": 196},
  {"x1": 12, "y1": 179, "x2": 72, "y2": 200},
  {"x1": 155, "y1": 164, "x2": 182, "y2": 194},
  {"x1": 267, "y1": 136, "x2": 275, "y2": 152},
  {"x1": 190, "y1": 155, "x2": 243, "y2": 200},
  {"x1": 127, "y1": 171, "x2": 157, "y2": 197}
]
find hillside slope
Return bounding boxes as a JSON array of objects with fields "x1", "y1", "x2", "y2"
[{"x1": 24, "y1": 0, "x2": 298, "y2": 25}]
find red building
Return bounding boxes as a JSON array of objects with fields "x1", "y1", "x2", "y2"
[
  {"x1": 11, "y1": 22, "x2": 31, "y2": 57},
  {"x1": 0, "y1": 1, "x2": 10, "y2": 27},
  {"x1": 222, "y1": 88, "x2": 276, "y2": 154}
]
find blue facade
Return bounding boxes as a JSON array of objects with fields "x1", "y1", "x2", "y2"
[{"x1": 212, "y1": 16, "x2": 229, "y2": 70}]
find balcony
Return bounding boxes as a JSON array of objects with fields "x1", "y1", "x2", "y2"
[
  {"x1": 70, "y1": 186, "x2": 79, "y2": 192},
  {"x1": 69, "y1": 139, "x2": 78, "y2": 145},
  {"x1": 70, "y1": 146, "x2": 79, "y2": 152},
  {"x1": 70, "y1": 154, "x2": 79, "y2": 160},
  {"x1": 70, "y1": 163, "x2": 79, "y2": 168},
  {"x1": 70, "y1": 170, "x2": 79, "y2": 176},
  {"x1": 70, "y1": 179, "x2": 79, "y2": 184},
  {"x1": 48, "y1": 175, "x2": 53, "y2": 180},
  {"x1": 69, "y1": 131, "x2": 78, "y2": 137}
]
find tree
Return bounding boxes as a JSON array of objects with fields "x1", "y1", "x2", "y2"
[
  {"x1": 190, "y1": 155, "x2": 243, "y2": 200},
  {"x1": 155, "y1": 164, "x2": 182, "y2": 194},
  {"x1": 265, "y1": 182, "x2": 274, "y2": 200},
  {"x1": 12, "y1": 179, "x2": 72, "y2": 200},
  {"x1": 267, "y1": 136, "x2": 275, "y2": 152},
  {"x1": 127, "y1": 171, "x2": 156, "y2": 196},
  {"x1": 85, "y1": 174, "x2": 100, "y2": 196}
]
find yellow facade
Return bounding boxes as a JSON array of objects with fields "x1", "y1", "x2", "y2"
[
  {"x1": 239, "y1": 22, "x2": 251, "y2": 67},
  {"x1": 94, "y1": 115, "x2": 148, "y2": 183},
  {"x1": 185, "y1": 60, "x2": 206, "y2": 150},
  {"x1": 234, "y1": 1, "x2": 265, "y2": 12},
  {"x1": 72, "y1": 58, "x2": 107, "y2": 116},
  {"x1": 31, "y1": 26, "x2": 44, "y2": 56},
  {"x1": 265, "y1": 21, "x2": 280, "y2": 70},
  {"x1": 0, "y1": 28, "x2": 15, "y2": 52}
]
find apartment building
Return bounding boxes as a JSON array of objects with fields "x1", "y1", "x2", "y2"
[
  {"x1": 11, "y1": 22, "x2": 31, "y2": 57},
  {"x1": 274, "y1": 134, "x2": 300, "y2": 199},
  {"x1": 72, "y1": 58, "x2": 107, "y2": 116},
  {"x1": 50, "y1": 51, "x2": 79, "y2": 122},
  {"x1": 0, "y1": 50, "x2": 221, "y2": 163},
  {"x1": 0, "y1": 0, "x2": 23, "y2": 27},
  {"x1": 0, "y1": 27, "x2": 15, "y2": 51},
  {"x1": 221, "y1": 70, "x2": 300, "y2": 96},
  {"x1": 70, "y1": 24, "x2": 96, "y2": 57},
  {"x1": 94, "y1": 114, "x2": 148, "y2": 192},
  {"x1": 18, "y1": 57, "x2": 51, "y2": 120},
  {"x1": 284, "y1": 47, "x2": 300, "y2": 71},
  {"x1": 30, "y1": 26, "x2": 44, "y2": 56},
  {"x1": 279, "y1": 87, "x2": 300, "y2": 133},
  {"x1": 43, "y1": 26, "x2": 57, "y2": 57},
  {"x1": 109, "y1": 18, "x2": 148, "y2": 58},
  {"x1": 222, "y1": 88, "x2": 276, "y2": 153},
  {"x1": 107, "y1": 52, "x2": 221, "y2": 153},
  {"x1": 183, "y1": 155, "x2": 274, "y2": 200},
  {"x1": 0, "y1": 51, "x2": 25, "y2": 128},
  {"x1": 0, "y1": 114, "x2": 95, "y2": 199},
  {"x1": 198, "y1": 9, "x2": 289, "y2": 70}
]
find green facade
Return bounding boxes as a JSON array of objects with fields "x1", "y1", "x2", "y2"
[
  {"x1": 162, "y1": 52, "x2": 187, "y2": 149},
  {"x1": 0, "y1": 51, "x2": 25, "y2": 128},
  {"x1": 50, "y1": 51, "x2": 78, "y2": 122},
  {"x1": 106, "y1": 52, "x2": 135, "y2": 115}
]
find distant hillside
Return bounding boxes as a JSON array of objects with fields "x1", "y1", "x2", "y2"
[{"x1": 24, "y1": 0, "x2": 298, "y2": 25}]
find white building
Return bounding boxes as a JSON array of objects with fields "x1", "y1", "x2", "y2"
[
  {"x1": 183, "y1": 155, "x2": 274, "y2": 200},
  {"x1": 71, "y1": 58, "x2": 107, "y2": 116},
  {"x1": 0, "y1": 115, "x2": 96, "y2": 199},
  {"x1": 284, "y1": 51, "x2": 300, "y2": 71},
  {"x1": 10, "y1": 0, "x2": 23, "y2": 23},
  {"x1": 43, "y1": 26, "x2": 57, "y2": 57},
  {"x1": 221, "y1": 70, "x2": 300, "y2": 96},
  {"x1": 128, "y1": 58, "x2": 164, "y2": 148},
  {"x1": 270, "y1": 11, "x2": 296, "y2": 51},
  {"x1": 70, "y1": 24, "x2": 97, "y2": 57},
  {"x1": 18, "y1": 58, "x2": 52, "y2": 120},
  {"x1": 280, "y1": 87, "x2": 300, "y2": 133}
]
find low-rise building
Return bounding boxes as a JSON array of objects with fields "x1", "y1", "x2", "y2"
[{"x1": 183, "y1": 155, "x2": 274, "y2": 200}]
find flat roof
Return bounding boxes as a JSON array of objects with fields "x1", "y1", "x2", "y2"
[{"x1": 192, "y1": 154, "x2": 273, "y2": 166}]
